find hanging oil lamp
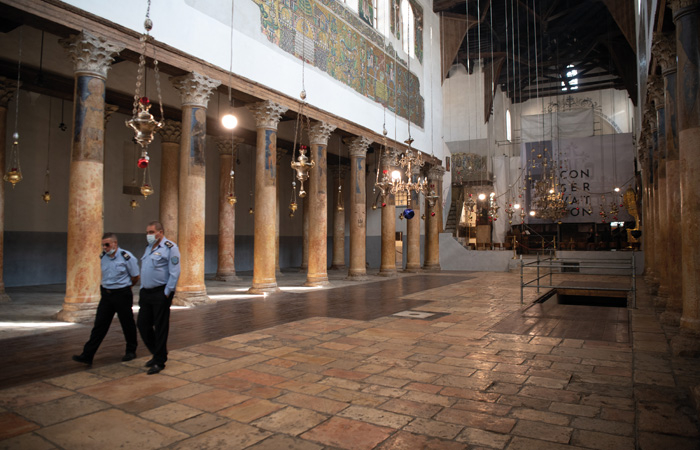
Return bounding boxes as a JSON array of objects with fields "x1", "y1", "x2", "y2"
[
  {"x1": 227, "y1": 169, "x2": 237, "y2": 205},
  {"x1": 125, "y1": 0, "x2": 164, "y2": 162},
  {"x1": 291, "y1": 145, "x2": 314, "y2": 198},
  {"x1": 336, "y1": 185, "x2": 344, "y2": 211},
  {"x1": 130, "y1": 199, "x2": 140, "y2": 209},
  {"x1": 5, "y1": 31, "x2": 23, "y2": 188},
  {"x1": 140, "y1": 162, "x2": 154, "y2": 199}
]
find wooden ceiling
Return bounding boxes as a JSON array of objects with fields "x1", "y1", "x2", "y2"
[{"x1": 436, "y1": 0, "x2": 638, "y2": 105}]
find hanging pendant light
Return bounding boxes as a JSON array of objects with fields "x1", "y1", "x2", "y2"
[
  {"x1": 5, "y1": 29, "x2": 23, "y2": 188},
  {"x1": 140, "y1": 162, "x2": 154, "y2": 198},
  {"x1": 125, "y1": 0, "x2": 164, "y2": 162},
  {"x1": 42, "y1": 98, "x2": 53, "y2": 203},
  {"x1": 130, "y1": 199, "x2": 140, "y2": 209}
]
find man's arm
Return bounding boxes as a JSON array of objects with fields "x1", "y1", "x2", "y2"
[{"x1": 165, "y1": 245, "x2": 181, "y2": 297}]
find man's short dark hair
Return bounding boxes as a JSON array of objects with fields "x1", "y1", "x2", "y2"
[
  {"x1": 102, "y1": 232, "x2": 118, "y2": 241},
  {"x1": 148, "y1": 221, "x2": 164, "y2": 232}
]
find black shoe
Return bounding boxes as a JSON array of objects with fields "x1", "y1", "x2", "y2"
[
  {"x1": 144, "y1": 358, "x2": 156, "y2": 367},
  {"x1": 122, "y1": 352, "x2": 137, "y2": 362},
  {"x1": 72, "y1": 354, "x2": 93, "y2": 365},
  {"x1": 147, "y1": 364, "x2": 164, "y2": 375}
]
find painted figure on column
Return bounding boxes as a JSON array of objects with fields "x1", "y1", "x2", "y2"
[
  {"x1": 72, "y1": 233, "x2": 140, "y2": 366},
  {"x1": 138, "y1": 221, "x2": 181, "y2": 375}
]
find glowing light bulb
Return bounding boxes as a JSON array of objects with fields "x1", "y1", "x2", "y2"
[
  {"x1": 391, "y1": 170, "x2": 401, "y2": 181},
  {"x1": 529, "y1": 210, "x2": 536, "y2": 217},
  {"x1": 614, "y1": 187, "x2": 620, "y2": 192},
  {"x1": 221, "y1": 113, "x2": 238, "y2": 130},
  {"x1": 514, "y1": 203, "x2": 521, "y2": 209},
  {"x1": 478, "y1": 193, "x2": 486, "y2": 201}
]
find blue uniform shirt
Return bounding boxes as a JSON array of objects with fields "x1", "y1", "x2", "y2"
[
  {"x1": 141, "y1": 237, "x2": 181, "y2": 296},
  {"x1": 101, "y1": 248, "x2": 140, "y2": 289}
]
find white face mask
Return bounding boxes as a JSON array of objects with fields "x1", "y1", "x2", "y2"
[
  {"x1": 146, "y1": 234, "x2": 157, "y2": 245},
  {"x1": 107, "y1": 248, "x2": 116, "y2": 256}
]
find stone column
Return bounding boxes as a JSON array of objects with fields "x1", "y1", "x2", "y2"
[
  {"x1": 379, "y1": 149, "x2": 398, "y2": 277},
  {"x1": 330, "y1": 164, "x2": 348, "y2": 270},
  {"x1": 643, "y1": 107, "x2": 659, "y2": 291},
  {"x1": 170, "y1": 72, "x2": 221, "y2": 306},
  {"x1": 671, "y1": 0, "x2": 700, "y2": 341},
  {"x1": 158, "y1": 119, "x2": 181, "y2": 243},
  {"x1": 276, "y1": 147, "x2": 286, "y2": 276},
  {"x1": 57, "y1": 31, "x2": 124, "y2": 322},
  {"x1": 649, "y1": 75, "x2": 670, "y2": 302},
  {"x1": 305, "y1": 121, "x2": 336, "y2": 286},
  {"x1": 655, "y1": 33, "x2": 684, "y2": 325},
  {"x1": 424, "y1": 165, "x2": 445, "y2": 271},
  {"x1": 0, "y1": 78, "x2": 16, "y2": 303},
  {"x1": 346, "y1": 137, "x2": 372, "y2": 280},
  {"x1": 246, "y1": 101, "x2": 287, "y2": 293},
  {"x1": 215, "y1": 136, "x2": 243, "y2": 281},
  {"x1": 405, "y1": 165, "x2": 423, "y2": 272},
  {"x1": 301, "y1": 194, "x2": 309, "y2": 271}
]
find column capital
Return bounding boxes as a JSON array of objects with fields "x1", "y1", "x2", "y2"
[
  {"x1": 428, "y1": 165, "x2": 446, "y2": 181},
  {"x1": 0, "y1": 76, "x2": 16, "y2": 108},
  {"x1": 411, "y1": 164, "x2": 423, "y2": 176},
  {"x1": 216, "y1": 136, "x2": 244, "y2": 155},
  {"x1": 308, "y1": 121, "x2": 337, "y2": 145},
  {"x1": 348, "y1": 136, "x2": 373, "y2": 157},
  {"x1": 170, "y1": 72, "x2": 221, "y2": 108},
  {"x1": 380, "y1": 147, "x2": 397, "y2": 168},
  {"x1": 158, "y1": 119, "x2": 182, "y2": 143},
  {"x1": 648, "y1": 75, "x2": 665, "y2": 109},
  {"x1": 643, "y1": 104, "x2": 657, "y2": 131},
  {"x1": 60, "y1": 30, "x2": 124, "y2": 79},
  {"x1": 652, "y1": 32, "x2": 677, "y2": 74},
  {"x1": 670, "y1": 0, "x2": 700, "y2": 15},
  {"x1": 247, "y1": 101, "x2": 288, "y2": 129}
]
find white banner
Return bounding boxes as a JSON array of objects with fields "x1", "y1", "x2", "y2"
[
  {"x1": 521, "y1": 134, "x2": 635, "y2": 224},
  {"x1": 521, "y1": 109, "x2": 594, "y2": 142}
]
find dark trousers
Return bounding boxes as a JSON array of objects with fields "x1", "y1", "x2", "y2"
[
  {"x1": 137, "y1": 285, "x2": 172, "y2": 366},
  {"x1": 82, "y1": 286, "x2": 137, "y2": 358}
]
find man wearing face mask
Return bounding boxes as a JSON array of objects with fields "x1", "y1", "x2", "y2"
[
  {"x1": 138, "y1": 221, "x2": 181, "y2": 375},
  {"x1": 72, "y1": 233, "x2": 140, "y2": 366}
]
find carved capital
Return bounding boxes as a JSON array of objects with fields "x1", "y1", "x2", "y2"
[
  {"x1": 669, "y1": 0, "x2": 699, "y2": 14},
  {"x1": 652, "y1": 33, "x2": 677, "y2": 73},
  {"x1": 60, "y1": 30, "x2": 124, "y2": 79},
  {"x1": 216, "y1": 136, "x2": 244, "y2": 156},
  {"x1": 170, "y1": 72, "x2": 221, "y2": 108},
  {"x1": 643, "y1": 104, "x2": 657, "y2": 131},
  {"x1": 0, "y1": 76, "x2": 16, "y2": 108},
  {"x1": 647, "y1": 75, "x2": 665, "y2": 109},
  {"x1": 348, "y1": 136, "x2": 373, "y2": 157},
  {"x1": 380, "y1": 147, "x2": 397, "y2": 168},
  {"x1": 158, "y1": 119, "x2": 182, "y2": 143},
  {"x1": 428, "y1": 165, "x2": 446, "y2": 181},
  {"x1": 308, "y1": 121, "x2": 337, "y2": 145},
  {"x1": 247, "y1": 101, "x2": 287, "y2": 129}
]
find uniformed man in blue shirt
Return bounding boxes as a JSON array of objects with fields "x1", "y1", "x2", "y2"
[
  {"x1": 72, "y1": 233, "x2": 140, "y2": 365},
  {"x1": 138, "y1": 221, "x2": 181, "y2": 374}
]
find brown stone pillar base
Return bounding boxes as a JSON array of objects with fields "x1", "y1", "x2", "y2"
[
  {"x1": 54, "y1": 302, "x2": 98, "y2": 323},
  {"x1": 215, "y1": 273, "x2": 240, "y2": 282},
  {"x1": 329, "y1": 264, "x2": 346, "y2": 270},
  {"x1": 173, "y1": 291, "x2": 213, "y2": 307},
  {"x1": 422, "y1": 263, "x2": 442, "y2": 272},
  {"x1": 346, "y1": 272, "x2": 370, "y2": 281},
  {"x1": 378, "y1": 271, "x2": 398, "y2": 278},
  {"x1": 304, "y1": 276, "x2": 330, "y2": 287},
  {"x1": 404, "y1": 265, "x2": 422, "y2": 273},
  {"x1": 671, "y1": 333, "x2": 700, "y2": 358},
  {"x1": 248, "y1": 284, "x2": 280, "y2": 294},
  {"x1": 660, "y1": 310, "x2": 682, "y2": 326}
]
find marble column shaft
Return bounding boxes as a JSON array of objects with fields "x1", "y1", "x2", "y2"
[
  {"x1": 215, "y1": 136, "x2": 243, "y2": 281},
  {"x1": 0, "y1": 78, "x2": 15, "y2": 303},
  {"x1": 301, "y1": 194, "x2": 309, "y2": 270},
  {"x1": 58, "y1": 31, "x2": 124, "y2": 322},
  {"x1": 158, "y1": 119, "x2": 181, "y2": 243},
  {"x1": 650, "y1": 75, "x2": 670, "y2": 300},
  {"x1": 305, "y1": 122, "x2": 336, "y2": 286},
  {"x1": 347, "y1": 137, "x2": 371, "y2": 279},
  {"x1": 672, "y1": 0, "x2": 700, "y2": 335},
  {"x1": 424, "y1": 165, "x2": 445, "y2": 271},
  {"x1": 276, "y1": 148, "x2": 286, "y2": 275},
  {"x1": 247, "y1": 101, "x2": 288, "y2": 293},
  {"x1": 405, "y1": 165, "x2": 422, "y2": 272},
  {"x1": 171, "y1": 72, "x2": 221, "y2": 305},
  {"x1": 379, "y1": 150, "x2": 397, "y2": 276},
  {"x1": 330, "y1": 165, "x2": 347, "y2": 270}
]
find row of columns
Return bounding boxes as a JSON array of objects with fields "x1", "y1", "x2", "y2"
[
  {"x1": 1, "y1": 30, "x2": 444, "y2": 318},
  {"x1": 642, "y1": 0, "x2": 700, "y2": 355}
]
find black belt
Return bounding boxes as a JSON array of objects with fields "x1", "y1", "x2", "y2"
[
  {"x1": 101, "y1": 285, "x2": 132, "y2": 294},
  {"x1": 141, "y1": 285, "x2": 166, "y2": 293}
]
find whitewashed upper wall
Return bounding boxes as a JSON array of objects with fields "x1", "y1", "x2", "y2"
[{"x1": 62, "y1": 0, "x2": 445, "y2": 161}]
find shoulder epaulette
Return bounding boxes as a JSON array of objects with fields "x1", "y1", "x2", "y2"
[
  {"x1": 164, "y1": 241, "x2": 173, "y2": 248},
  {"x1": 121, "y1": 251, "x2": 131, "y2": 260}
]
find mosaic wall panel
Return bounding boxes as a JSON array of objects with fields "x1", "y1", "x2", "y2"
[
  {"x1": 358, "y1": 0, "x2": 374, "y2": 27},
  {"x1": 252, "y1": 0, "x2": 424, "y2": 126}
]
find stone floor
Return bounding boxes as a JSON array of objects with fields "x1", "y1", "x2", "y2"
[{"x1": 0, "y1": 270, "x2": 698, "y2": 449}]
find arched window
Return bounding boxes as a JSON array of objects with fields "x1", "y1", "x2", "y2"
[
  {"x1": 506, "y1": 109, "x2": 512, "y2": 142},
  {"x1": 345, "y1": 0, "x2": 359, "y2": 14},
  {"x1": 400, "y1": 0, "x2": 415, "y2": 58},
  {"x1": 376, "y1": 0, "x2": 389, "y2": 35}
]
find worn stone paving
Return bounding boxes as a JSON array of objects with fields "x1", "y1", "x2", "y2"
[{"x1": 0, "y1": 272, "x2": 698, "y2": 450}]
